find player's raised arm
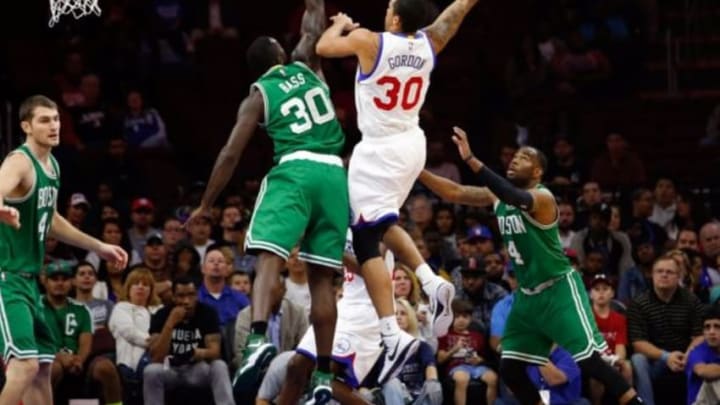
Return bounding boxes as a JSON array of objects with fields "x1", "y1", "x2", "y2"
[
  {"x1": 424, "y1": 0, "x2": 479, "y2": 54},
  {"x1": 418, "y1": 170, "x2": 496, "y2": 207},
  {"x1": 291, "y1": 0, "x2": 327, "y2": 75},
  {"x1": 0, "y1": 153, "x2": 31, "y2": 229},
  {"x1": 192, "y1": 90, "x2": 263, "y2": 220},
  {"x1": 316, "y1": 13, "x2": 374, "y2": 59},
  {"x1": 452, "y1": 126, "x2": 555, "y2": 223}
]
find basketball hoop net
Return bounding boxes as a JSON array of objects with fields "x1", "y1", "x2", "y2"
[{"x1": 48, "y1": 0, "x2": 101, "y2": 27}]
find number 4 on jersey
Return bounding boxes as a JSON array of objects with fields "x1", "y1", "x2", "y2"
[{"x1": 507, "y1": 241, "x2": 525, "y2": 265}]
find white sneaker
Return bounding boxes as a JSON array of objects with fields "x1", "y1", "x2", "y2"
[
  {"x1": 424, "y1": 276, "x2": 455, "y2": 337},
  {"x1": 378, "y1": 331, "x2": 420, "y2": 384}
]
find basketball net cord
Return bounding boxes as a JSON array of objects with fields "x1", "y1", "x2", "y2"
[{"x1": 48, "y1": 0, "x2": 101, "y2": 27}]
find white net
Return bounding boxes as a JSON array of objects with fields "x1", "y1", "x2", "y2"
[{"x1": 48, "y1": 0, "x2": 101, "y2": 27}]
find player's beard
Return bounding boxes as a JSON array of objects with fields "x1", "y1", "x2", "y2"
[{"x1": 508, "y1": 175, "x2": 531, "y2": 188}]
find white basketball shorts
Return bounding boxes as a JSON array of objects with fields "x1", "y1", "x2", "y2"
[{"x1": 348, "y1": 128, "x2": 426, "y2": 227}]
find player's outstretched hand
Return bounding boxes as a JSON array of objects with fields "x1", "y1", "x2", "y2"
[
  {"x1": 451, "y1": 126, "x2": 474, "y2": 161},
  {"x1": 97, "y1": 243, "x2": 128, "y2": 269},
  {"x1": 186, "y1": 205, "x2": 211, "y2": 229},
  {"x1": 0, "y1": 204, "x2": 20, "y2": 230},
  {"x1": 330, "y1": 12, "x2": 360, "y2": 32}
]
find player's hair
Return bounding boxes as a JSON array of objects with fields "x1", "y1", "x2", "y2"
[
  {"x1": 393, "y1": 0, "x2": 431, "y2": 33},
  {"x1": 247, "y1": 36, "x2": 282, "y2": 77},
  {"x1": 451, "y1": 298, "x2": 474, "y2": 316},
  {"x1": 519, "y1": 146, "x2": 548, "y2": 175},
  {"x1": 19, "y1": 95, "x2": 57, "y2": 123}
]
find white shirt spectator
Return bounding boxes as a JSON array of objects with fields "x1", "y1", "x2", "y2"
[
  {"x1": 108, "y1": 301, "x2": 154, "y2": 371},
  {"x1": 284, "y1": 278, "x2": 311, "y2": 317}
]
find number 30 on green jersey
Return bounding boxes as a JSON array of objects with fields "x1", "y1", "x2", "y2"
[{"x1": 280, "y1": 87, "x2": 336, "y2": 134}]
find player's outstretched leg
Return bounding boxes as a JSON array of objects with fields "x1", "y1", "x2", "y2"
[
  {"x1": 233, "y1": 251, "x2": 283, "y2": 388},
  {"x1": 353, "y1": 224, "x2": 420, "y2": 384},
  {"x1": 577, "y1": 352, "x2": 644, "y2": 405},
  {"x1": 384, "y1": 225, "x2": 455, "y2": 336}
]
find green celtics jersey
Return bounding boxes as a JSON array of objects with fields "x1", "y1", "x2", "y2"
[
  {"x1": 494, "y1": 184, "x2": 572, "y2": 289},
  {"x1": 43, "y1": 298, "x2": 93, "y2": 354},
  {"x1": 253, "y1": 61, "x2": 344, "y2": 163},
  {"x1": 0, "y1": 145, "x2": 60, "y2": 275}
]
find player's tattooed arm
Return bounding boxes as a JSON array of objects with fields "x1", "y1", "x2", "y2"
[
  {"x1": 291, "y1": 0, "x2": 326, "y2": 75},
  {"x1": 418, "y1": 170, "x2": 496, "y2": 207},
  {"x1": 424, "y1": 0, "x2": 479, "y2": 54},
  {"x1": 200, "y1": 90, "x2": 263, "y2": 210}
]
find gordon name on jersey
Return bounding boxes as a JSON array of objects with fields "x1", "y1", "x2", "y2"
[{"x1": 387, "y1": 54, "x2": 427, "y2": 70}]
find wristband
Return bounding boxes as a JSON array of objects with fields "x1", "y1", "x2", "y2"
[{"x1": 660, "y1": 351, "x2": 669, "y2": 362}]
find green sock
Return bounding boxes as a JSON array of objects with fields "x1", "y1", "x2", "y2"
[{"x1": 107, "y1": 402, "x2": 123, "y2": 405}]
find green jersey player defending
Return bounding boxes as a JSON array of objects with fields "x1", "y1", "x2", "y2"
[
  {"x1": 186, "y1": 0, "x2": 346, "y2": 403},
  {"x1": 0, "y1": 95, "x2": 127, "y2": 405},
  {"x1": 418, "y1": 127, "x2": 643, "y2": 405}
]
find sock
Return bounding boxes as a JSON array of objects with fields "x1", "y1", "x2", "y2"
[
  {"x1": 626, "y1": 396, "x2": 644, "y2": 405},
  {"x1": 251, "y1": 321, "x2": 268, "y2": 336},
  {"x1": 379, "y1": 315, "x2": 401, "y2": 341},
  {"x1": 317, "y1": 356, "x2": 331, "y2": 373},
  {"x1": 107, "y1": 402, "x2": 123, "y2": 405},
  {"x1": 415, "y1": 263, "x2": 435, "y2": 286}
]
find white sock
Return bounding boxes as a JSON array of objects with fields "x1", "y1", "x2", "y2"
[
  {"x1": 415, "y1": 263, "x2": 435, "y2": 286},
  {"x1": 380, "y1": 315, "x2": 401, "y2": 341}
]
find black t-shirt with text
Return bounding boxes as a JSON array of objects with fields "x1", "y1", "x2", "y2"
[{"x1": 150, "y1": 303, "x2": 220, "y2": 363}]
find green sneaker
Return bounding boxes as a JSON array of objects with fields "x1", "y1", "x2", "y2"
[
  {"x1": 232, "y1": 334, "x2": 277, "y2": 389},
  {"x1": 304, "y1": 370, "x2": 333, "y2": 405}
]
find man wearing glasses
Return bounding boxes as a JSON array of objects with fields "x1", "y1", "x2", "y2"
[{"x1": 627, "y1": 255, "x2": 706, "y2": 405}]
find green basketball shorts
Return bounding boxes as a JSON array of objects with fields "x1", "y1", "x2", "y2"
[
  {"x1": 245, "y1": 153, "x2": 349, "y2": 269},
  {"x1": 501, "y1": 271, "x2": 607, "y2": 364}
]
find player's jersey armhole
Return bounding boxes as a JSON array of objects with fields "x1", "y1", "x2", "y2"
[
  {"x1": 250, "y1": 82, "x2": 270, "y2": 126},
  {"x1": 3, "y1": 150, "x2": 36, "y2": 204},
  {"x1": 421, "y1": 30, "x2": 437, "y2": 71},
  {"x1": 520, "y1": 188, "x2": 558, "y2": 230},
  {"x1": 357, "y1": 33, "x2": 384, "y2": 82},
  {"x1": 493, "y1": 199, "x2": 501, "y2": 212}
]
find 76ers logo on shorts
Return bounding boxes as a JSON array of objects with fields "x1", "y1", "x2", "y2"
[{"x1": 334, "y1": 336, "x2": 352, "y2": 355}]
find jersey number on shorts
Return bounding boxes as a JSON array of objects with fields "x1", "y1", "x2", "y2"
[
  {"x1": 38, "y1": 212, "x2": 49, "y2": 242},
  {"x1": 280, "y1": 87, "x2": 336, "y2": 134},
  {"x1": 373, "y1": 76, "x2": 424, "y2": 111},
  {"x1": 507, "y1": 241, "x2": 525, "y2": 265}
]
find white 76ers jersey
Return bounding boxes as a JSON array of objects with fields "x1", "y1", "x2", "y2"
[{"x1": 355, "y1": 31, "x2": 436, "y2": 138}]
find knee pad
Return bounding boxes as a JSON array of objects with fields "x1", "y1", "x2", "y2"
[
  {"x1": 578, "y1": 352, "x2": 632, "y2": 399},
  {"x1": 352, "y1": 222, "x2": 391, "y2": 265}
]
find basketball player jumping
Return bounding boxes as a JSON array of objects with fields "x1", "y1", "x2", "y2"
[
  {"x1": 418, "y1": 126, "x2": 643, "y2": 405},
  {"x1": 0, "y1": 95, "x2": 127, "y2": 405},
  {"x1": 188, "y1": 0, "x2": 348, "y2": 402},
  {"x1": 315, "y1": 0, "x2": 478, "y2": 382}
]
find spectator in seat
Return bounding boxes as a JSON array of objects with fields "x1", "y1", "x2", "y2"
[
  {"x1": 437, "y1": 299, "x2": 498, "y2": 405},
  {"x1": 426, "y1": 139, "x2": 461, "y2": 183},
  {"x1": 229, "y1": 270, "x2": 251, "y2": 297},
  {"x1": 384, "y1": 298, "x2": 443, "y2": 405},
  {"x1": 489, "y1": 270, "x2": 518, "y2": 354},
  {"x1": 570, "y1": 203, "x2": 634, "y2": 277},
  {"x1": 546, "y1": 137, "x2": 585, "y2": 188},
  {"x1": 575, "y1": 181, "x2": 603, "y2": 229},
  {"x1": 199, "y1": 247, "x2": 249, "y2": 327},
  {"x1": 627, "y1": 256, "x2": 705, "y2": 405},
  {"x1": 699, "y1": 222, "x2": 720, "y2": 288},
  {"x1": 677, "y1": 228, "x2": 699, "y2": 252},
  {"x1": 73, "y1": 261, "x2": 115, "y2": 332},
  {"x1": 590, "y1": 274, "x2": 633, "y2": 404},
  {"x1": 407, "y1": 194, "x2": 435, "y2": 238},
  {"x1": 108, "y1": 268, "x2": 160, "y2": 391},
  {"x1": 234, "y1": 271, "x2": 308, "y2": 370},
  {"x1": 70, "y1": 73, "x2": 116, "y2": 149},
  {"x1": 127, "y1": 197, "x2": 160, "y2": 260},
  {"x1": 558, "y1": 201, "x2": 577, "y2": 249},
  {"x1": 484, "y1": 252, "x2": 512, "y2": 292},
  {"x1": 123, "y1": 89, "x2": 169, "y2": 150},
  {"x1": 579, "y1": 249, "x2": 608, "y2": 290},
  {"x1": 86, "y1": 218, "x2": 141, "y2": 272},
  {"x1": 618, "y1": 239, "x2": 657, "y2": 304},
  {"x1": 284, "y1": 247, "x2": 311, "y2": 317},
  {"x1": 523, "y1": 345, "x2": 589, "y2": 405},
  {"x1": 43, "y1": 261, "x2": 123, "y2": 405},
  {"x1": 394, "y1": 264, "x2": 422, "y2": 307},
  {"x1": 434, "y1": 204, "x2": 460, "y2": 261},
  {"x1": 650, "y1": 177, "x2": 678, "y2": 240},
  {"x1": 686, "y1": 306, "x2": 720, "y2": 405},
  {"x1": 454, "y1": 255, "x2": 507, "y2": 332},
  {"x1": 590, "y1": 132, "x2": 647, "y2": 189},
  {"x1": 144, "y1": 276, "x2": 234, "y2": 405},
  {"x1": 188, "y1": 211, "x2": 215, "y2": 261},
  {"x1": 623, "y1": 188, "x2": 668, "y2": 251}
]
